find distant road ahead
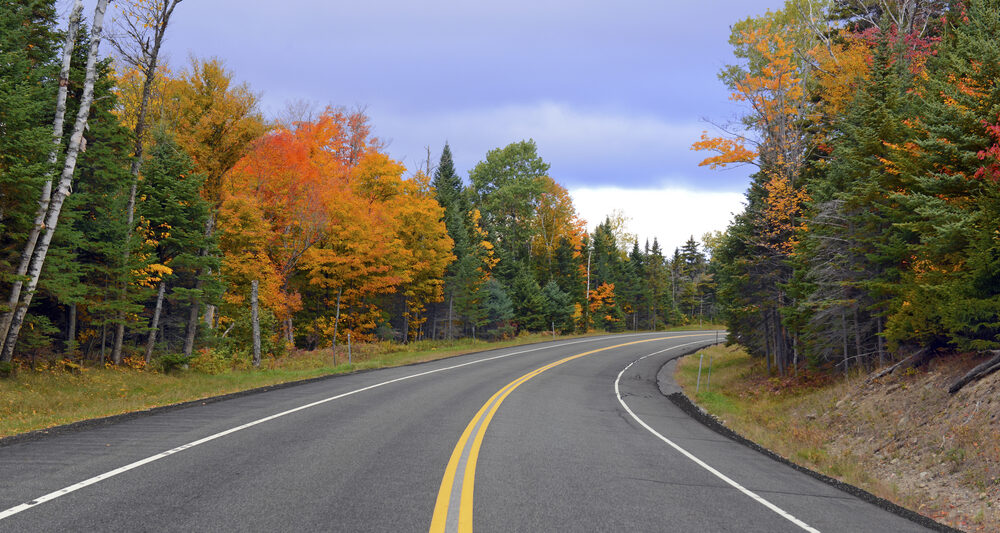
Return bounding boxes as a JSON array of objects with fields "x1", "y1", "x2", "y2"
[{"x1": 0, "y1": 333, "x2": 928, "y2": 532}]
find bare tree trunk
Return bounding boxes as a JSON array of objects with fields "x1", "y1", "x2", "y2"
[
  {"x1": 402, "y1": 299, "x2": 409, "y2": 344},
  {"x1": 67, "y1": 303, "x2": 77, "y2": 351},
  {"x1": 792, "y1": 334, "x2": 799, "y2": 376},
  {"x1": 111, "y1": 1, "x2": 183, "y2": 364},
  {"x1": 763, "y1": 313, "x2": 772, "y2": 374},
  {"x1": 853, "y1": 305, "x2": 864, "y2": 370},
  {"x1": 841, "y1": 308, "x2": 849, "y2": 377},
  {"x1": 331, "y1": 288, "x2": 342, "y2": 352},
  {"x1": 0, "y1": 0, "x2": 110, "y2": 362},
  {"x1": 447, "y1": 295, "x2": 454, "y2": 340},
  {"x1": 182, "y1": 298, "x2": 200, "y2": 357},
  {"x1": 251, "y1": 280, "x2": 261, "y2": 368},
  {"x1": 948, "y1": 351, "x2": 1000, "y2": 394},
  {"x1": 774, "y1": 313, "x2": 785, "y2": 375},
  {"x1": 110, "y1": 313, "x2": 126, "y2": 365},
  {"x1": 0, "y1": 0, "x2": 83, "y2": 355},
  {"x1": 204, "y1": 298, "x2": 215, "y2": 329},
  {"x1": 182, "y1": 214, "x2": 215, "y2": 357},
  {"x1": 100, "y1": 321, "x2": 108, "y2": 365},
  {"x1": 144, "y1": 281, "x2": 165, "y2": 364},
  {"x1": 876, "y1": 314, "x2": 886, "y2": 367}
]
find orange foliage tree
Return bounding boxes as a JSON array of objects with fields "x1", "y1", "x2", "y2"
[
  {"x1": 530, "y1": 177, "x2": 586, "y2": 272},
  {"x1": 225, "y1": 110, "x2": 454, "y2": 347}
]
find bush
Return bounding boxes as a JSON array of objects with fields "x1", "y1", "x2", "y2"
[
  {"x1": 0, "y1": 360, "x2": 16, "y2": 379},
  {"x1": 154, "y1": 352, "x2": 193, "y2": 373},
  {"x1": 217, "y1": 306, "x2": 286, "y2": 360},
  {"x1": 189, "y1": 344, "x2": 254, "y2": 374}
]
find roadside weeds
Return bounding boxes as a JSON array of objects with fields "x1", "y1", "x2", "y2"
[{"x1": 674, "y1": 345, "x2": 999, "y2": 533}]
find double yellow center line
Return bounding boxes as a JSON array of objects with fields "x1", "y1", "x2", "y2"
[{"x1": 429, "y1": 335, "x2": 703, "y2": 533}]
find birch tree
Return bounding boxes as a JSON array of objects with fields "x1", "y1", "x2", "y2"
[
  {"x1": 1, "y1": 0, "x2": 112, "y2": 362},
  {"x1": 0, "y1": 0, "x2": 83, "y2": 358},
  {"x1": 161, "y1": 59, "x2": 265, "y2": 356},
  {"x1": 108, "y1": 0, "x2": 182, "y2": 365}
]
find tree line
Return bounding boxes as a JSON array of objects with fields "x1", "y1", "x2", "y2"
[
  {"x1": 699, "y1": 0, "x2": 1000, "y2": 386},
  {"x1": 0, "y1": 0, "x2": 715, "y2": 371}
]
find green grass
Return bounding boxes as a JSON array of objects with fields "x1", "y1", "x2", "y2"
[
  {"x1": 674, "y1": 345, "x2": 920, "y2": 512},
  {"x1": 0, "y1": 326, "x2": 713, "y2": 439}
]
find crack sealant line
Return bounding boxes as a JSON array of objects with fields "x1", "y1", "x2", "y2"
[{"x1": 614, "y1": 341, "x2": 821, "y2": 533}]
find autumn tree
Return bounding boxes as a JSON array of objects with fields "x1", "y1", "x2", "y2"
[
  {"x1": 107, "y1": 0, "x2": 182, "y2": 364},
  {"x1": 161, "y1": 58, "x2": 265, "y2": 356}
]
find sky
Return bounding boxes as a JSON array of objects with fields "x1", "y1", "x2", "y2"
[{"x1": 70, "y1": 0, "x2": 783, "y2": 253}]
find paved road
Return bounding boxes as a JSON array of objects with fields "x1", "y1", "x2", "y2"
[{"x1": 0, "y1": 332, "x2": 929, "y2": 532}]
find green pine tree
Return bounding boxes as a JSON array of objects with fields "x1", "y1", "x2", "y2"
[{"x1": 0, "y1": 0, "x2": 60, "y2": 292}]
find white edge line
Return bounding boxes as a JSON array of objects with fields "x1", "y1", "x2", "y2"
[
  {"x1": 614, "y1": 341, "x2": 821, "y2": 533},
  {"x1": 0, "y1": 331, "x2": 714, "y2": 521}
]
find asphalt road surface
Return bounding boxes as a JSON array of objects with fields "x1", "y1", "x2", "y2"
[{"x1": 0, "y1": 332, "x2": 931, "y2": 532}]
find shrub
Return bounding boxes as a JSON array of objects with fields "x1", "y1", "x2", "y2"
[
  {"x1": 0, "y1": 360, "x2": 16, "y2": 379},
  {"x1": 154, "y1": 352, "x2": 193, "y2": 373}
]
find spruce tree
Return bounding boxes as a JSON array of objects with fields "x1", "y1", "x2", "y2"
[
  {"x1": 138, "y1": 129, "x2": 214, "y2": 354},
  {"x1": 45, "y1": 45, "x2": 137, "y2": 359},
  {"x1": 510, "y1": 267, "x2": 546, "y2": 332},
  {"x1": 893, "y1": 1, "x2": 1000, "y2": 351},
  {"x1": 541, "y1": 280, "x2": 573, "y2": 332},
  {"x1": 0, "y1": 0, "x2": 60, "y2": 284},
  {"x1": 432, "y1": 143, "x2": 463, "y2": 214}
]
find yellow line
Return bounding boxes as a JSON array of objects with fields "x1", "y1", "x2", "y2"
[{"x1": 429, "y1": 334, "x2": 706, "y2": 533}]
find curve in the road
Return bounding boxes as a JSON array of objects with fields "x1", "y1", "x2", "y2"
[
  {"x1": 614, "y1": 342, "x2": 819, "y2": 533},
  {"x1": 429, "y1": 334, "x2": 710, "y2": 533},
  {"x1": 0, "y1": 334, "x2": 657, "y2": 522}
]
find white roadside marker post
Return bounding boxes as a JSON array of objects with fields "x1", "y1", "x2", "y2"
[
  {"x1": 707, "y1": 352, "x2": 713, "y2": 391},
  {"x1": 696, "y1": 352, "x2": 704, "y2": 394}
]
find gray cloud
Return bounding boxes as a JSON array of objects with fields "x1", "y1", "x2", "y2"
[{"x1": 70, "y1": 0, "x2": 779, "y2": 191}]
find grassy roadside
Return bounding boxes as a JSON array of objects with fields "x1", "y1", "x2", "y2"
[
  {"x1": 674, "y1": 344, "x2": 998, "y2": 532},
  {"x1": 0, "y1": 326, "x2": 722, "y2": 439}
]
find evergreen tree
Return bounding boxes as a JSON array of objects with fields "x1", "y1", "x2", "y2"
[
  {"x1": 481, "y1": 278, "x2": 513, "y2": 339},
  {"x1": 891, "y1": 1, "x2": 1000, "y2": 351},
  {"x1": 46, "y1": 45, "x2": 137, "y2": 359},
  {"x1": 138, "y1": 129, "x2": 214, "y2": 354},
  {"x1": 432, "y1": 143, "x2": 463, "y2": 214},
  {"x1": 795, "y1": 34, "x2": 912, "y2": 367},
  {"x1": 510, "y1": 267, "x2": 546, "y2": 332},
  {"x1": 619, "y1": 241, "x2": 645, "y2": 330},
  {"x1": 0, "y1": 0, "x2": 60, "y2": 286},
  {"x1": 540, "y1": 280, "x2": 573, "y2": 333}
]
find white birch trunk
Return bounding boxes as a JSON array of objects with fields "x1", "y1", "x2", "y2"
[
  {"x1": 331, "y1": 288, "x2": 342, "y2": 360},
  {"x1": 251, "y1": 280, "x2": 261, "y2": 368},
  {"x1": 0, "y1": 0, "x2": 84, "y2": 356},
  {"x1": 144, "y1": 281, "x2": 166, "y2": 364},
  {"x1": 0, "y1": 0, "x2": 110, "y2": 362},
  {"x1": 112, "y1": 0, "x2": 181, "y2": 364}
]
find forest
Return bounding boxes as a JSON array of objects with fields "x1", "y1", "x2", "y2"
[
  {"x1": 697, "y1": 0, "x2": 1000, "y2": 388},
  {"x1": 0, "y1": 0, "x2": 716, "y2": 372}
]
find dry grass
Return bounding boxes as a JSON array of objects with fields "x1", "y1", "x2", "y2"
[{"x1": 675, "y1": 345, "x2": 1000, "y2": 532}]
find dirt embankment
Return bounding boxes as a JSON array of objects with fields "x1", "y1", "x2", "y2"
[
  {"x1": 675, "y1": 347, "x2": 1000, "y2": 532},
  {"x1": 828, "y1": 354, "x2": 999, "y2": 531}
]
